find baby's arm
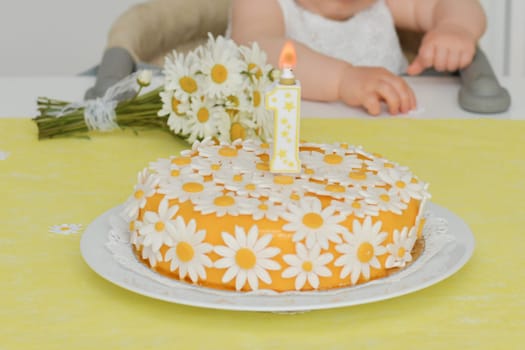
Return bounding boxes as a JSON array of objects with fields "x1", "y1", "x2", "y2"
[
  {"x1": 389, "y1": 0, "x2": 486, "y2": 75},
  {"x1": 231, "y1": 0, "x2": 415, "y2": 115}
]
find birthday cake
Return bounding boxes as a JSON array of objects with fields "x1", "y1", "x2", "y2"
[{"x1": 123, "y1": 138, "x2": 430, "y2": 292}]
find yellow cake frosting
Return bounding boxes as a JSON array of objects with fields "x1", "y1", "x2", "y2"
[{"x1": 123, "y1": 138, "x2": 430, "y2": 292}]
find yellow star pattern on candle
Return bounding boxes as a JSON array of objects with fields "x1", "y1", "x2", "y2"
[
  {"x1": 284, "y1": 101, "x2": 295, "y2": 112},
  {"x1": 281, "y1": 130, "x2": 289, "y2": 137},
  {"x1": 278, "y1": 149, "x2": 288, "y2": 159}
]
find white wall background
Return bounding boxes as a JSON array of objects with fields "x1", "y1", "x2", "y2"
[{"x1": 0, "y1": 0, "x2": 523, "y2": 77}]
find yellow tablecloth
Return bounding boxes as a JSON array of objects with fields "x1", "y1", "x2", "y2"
[{"x1": 1, "y1": 118, "x2": 524, "y2": 349}]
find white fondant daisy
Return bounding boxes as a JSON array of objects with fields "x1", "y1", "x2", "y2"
[
  {"x1": 140, "y1": 244, "x2": 163, "y2": 267},
  {"x1": 164, "y1": 217, "x2": 213, "y2": 283},
  {"x1": 124, "y1": 169, "x2": 159, "y2": 219},
  {"x1": 149, "y1": 157, "x2": 194, "y2": 185},
  {"x1": 239, "y1": 41, "x2": 273, "y2": 82},
  {"x1": 304, "y1": 181, "x2": 361, "y2": 201},
  {"x1": 364, "y1": 157, "x2": 409, "y2": 174},
  {"x1": 192, "y1": 191, "x2": 250, "y2": 217},
  {"x1": 140, "y1": 199, "x2": 179, "y2": 251},
  {"x1": 282, "y1": 243, "x2": 333, "y2": 290},
  {"x1": 335, "y1": 217, "x2": 388, "y2": 284},
  {"x1": 385, "y1": 226, "x2": 417, "y2": 268},
  {"x1": 198, "y1": 143, "x2": 258, "y2": 170},
  {"x1": 378, "y1": 168, "x2": 427, "y2": 202},
  {"x1": 281, "y1": 196, "x2": 347, "y2": 249},
  {"x1": 301, "y1": 150, "x2": 362, "y2": 178},
  {"x1": 255, "y1": 174, "x2": 308, "y2": 204},
  {"x1": 49, "y1": 223, "x2": 82, "y2": 235},
  {"x1": 239, "y1": 198, "x2": 283, "y2": 221},
  {"x1": 158, "y1": 173, "x2": 222, "y2": 203},
  {"x1": 190, "y1": 156, "x2": 222, "y2": 176},
  {"x1": 361, "y1": 187, "x2": 408, "y2": 215},
  {"x1": 214, "y1": 225, "x2": 281, "y2": 291},
  {"x1": 329, "y1": 199, "x2": 380, "y2": 218},
  {"x1": 332, "y1": 170, "x2": 384, "y2": 189}
]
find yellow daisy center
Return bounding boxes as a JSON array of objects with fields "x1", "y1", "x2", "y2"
[
  {"x1": 352, "y1": 201, "x2": 362, "y2": 209},
  {"x1": 397, "y1": 247, "x2": 406, "y2": 258},
  {"x1": 227, "y1": 95, "x2": 240, "y2": 107},
  {"x1": 248, "y1": 63, "x2": 263, "y2": 79},
  {"x1": 273, "y1": 175, "x2": 294, "y2": 185},
  {"x1": 253, "y1": 90, "x2": 261, "y2": 107},
  {"x1": 357, "y1": 242, "x2": 374, "y2": 263},
  {"x1": 302, "y1": 261, "x2": 313, "y2": 272},
  {"x1": 349, "y1": 171, "x2": 367, "y2": 181},
  {"x1": 380, "y1": 194, "x2": 391, "y2": 202},
  {"x1": 218, "y1": 146, "x2": 238, "y2": 157},
  {"x1": 303, "y1": 213, "x2": 324, "y2": 229},
  {"x1": 170, "y1": 169, "x2": 180, "y2": 177},
  {"x1": 384, "y1": 163, "x2": 395, "y2": 168},
  {"x1": 236, "y1": 248, "x2": 257, "y2": 269},
  {"x1": 211, "y1": 164, "x2": 221, "y2": 171},
  {"x1": 155, "y1": 221, "x2": 165, "y2": 232},
  {"x1": 129, "y1": 221, "x2": 135, "y2": 232},
  {"x1": 134, "y1": 189, "x2": 144, "y2": 199},
  {"x1": 256, "y1": 162, "x2": 270, "y2": 171},
  {"x1": 258, "y1": 203, "x2": 269, "y2": 211},
  {"x1": 230, "y1": 122, "x2": 247, "y2": 141},
  {"x1": 245, "y1": 183, "x2": 256, "y2": 191},
  {"x1": 179, "y1": 76, "x2": 197, "y2": 93},
  {"x1": 172, "y1": 157, "x2": 191, "y2": 166},
  {"x1": 176, "y1": 242, "x2": 195, "y2": 262},
  {"x1": 171, "y1": 97, "x2": 183, "y2": 115},
  {"x1": 325, "y1": 184, "x2": 345, "y2": 193},
  {"x1": 182, "y1": 182, "x2": 204, "y2": 193},
  {"x1": 197, "y1": 107, "x2": 210, "y2": 123},
  {"x1": 396, "y1": 180, "x2": 406, "y2": 189},
  {"x1": 214, "y1": 195, "x2": 235, "y2": 207},
  {"x1": 211, "y1": 64, "x2": 228, "y2": 84},
  {"x1": 323, "y1": 154, "x2": 343, "y2": 165}
]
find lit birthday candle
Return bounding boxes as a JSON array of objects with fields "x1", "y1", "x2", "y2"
[{"x1": 265, "y1": 41, "x2": 301, "y2": 173}]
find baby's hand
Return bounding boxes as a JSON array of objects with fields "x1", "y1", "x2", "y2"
[
  {"x1": 339, "y1": 66, "x2": 416, "y2": 116},
  {"x1": 407, "y1": 23, "x2": 477, "y2": 75}
]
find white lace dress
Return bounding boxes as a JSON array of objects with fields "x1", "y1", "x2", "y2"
[{"x1": 277, "y1": 0, "x2": 408, "y2": 74}]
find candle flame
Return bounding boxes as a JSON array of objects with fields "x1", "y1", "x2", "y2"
[{"x1": 279, "y1": 41, "x2": 297, "y2": 69}]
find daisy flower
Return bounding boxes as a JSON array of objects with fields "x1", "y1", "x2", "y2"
[
  {"x1": 157, "y1": 173, "x2": 222, "y2": 203},
  {"x1": 192, "y1": 191, "x2": 250, "y2": 217},
  {"x1": 385, "y1": 226, "x2": 417, "y2": 268},
  {"x1": 198, "y1": 143, "x2": 259, "y2": 170},
  {"x1": 301, "y1": 150, "x2": 363, "y2": 178},
  {"x1": 140, "y1": 199, "x2": 179, "y2": 251},
  {"x1": 148, "y1": 157, "x2": 194, "y2": 185},
  {"x1": 164, "y1": 50, "x2": 201, "y2": 101},
  {"x1": 124, "y1": 169, "x2": 159, "y2": 219},
  {"x1": 238, "y1": 197, "x2": 283, "y2": 221},
  {"x1": 239, "y1": 41, "x2": 273, "y2": 82},
  {"x1": 190, "y1": 156, "x2": 223, "y2": 176},
  {"x1": 140, "y1": 244, "x2": 163, "y2": 267},
  {"x1": 164, "y1": 217, "x2": 213, "y2": 283},
  {"x1": 49, "y1": 223, "x2": 82, "y2": 235},
  {"x1": 304, "y1": 181, "x2": 361, "y2": 201},
  {"x1": 378, "y1": 168, "x2": 428, "y2": 202},
  {"x1": 331, "y1": 170, "x2": 384, "y2": 190},
  {"x1": 185, "y1": 95, "x2": 229, "y2": 144},
  {"x1": 335, "y1": 217, "x2": 388, "y2": 284},
  {"x1": 214, "y1": 225, "x2": 281, "y2": 291},
  {"x1": 364, "y1": 157, "x2": 409, "y2": 174},
  {"x1": 200, "y1": 35, "x2": 244, "y2": 99},
  {"x1": 329, "y1": 199, "x2": 380, "y2": 218},
  {"x1": 361, "y1": 187, "x2": 408, "y2": 215},
  {"x1": 158, "y1": 89, "x2": 190, "y2": 135},
  {"x1": 282, "y1": 243, "x2": 333, "y2": 290},
  {"x1": 281, "y1": 196, "x2": 348, "y2": 249}
]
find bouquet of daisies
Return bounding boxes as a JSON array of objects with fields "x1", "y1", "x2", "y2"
[{"x1": 33, "y1": 35, "x2": 276, "y2": 143}]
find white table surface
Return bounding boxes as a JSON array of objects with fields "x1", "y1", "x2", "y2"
[{"x1": 0, "y1": 76, "x2": 523, "y2": 119}]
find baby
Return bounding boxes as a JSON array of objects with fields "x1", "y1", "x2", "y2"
[{"x1": 230, "y1": 0, "x2": 486, "y2": 115}]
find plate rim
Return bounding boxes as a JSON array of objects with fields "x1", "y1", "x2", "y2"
[{"x1": 80, "y1": 202, "x2": 475, "y2": 312}]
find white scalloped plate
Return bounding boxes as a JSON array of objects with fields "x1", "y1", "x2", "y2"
[{"x1": 80, "y1": 202, "x2": 474, "y2": 312}]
